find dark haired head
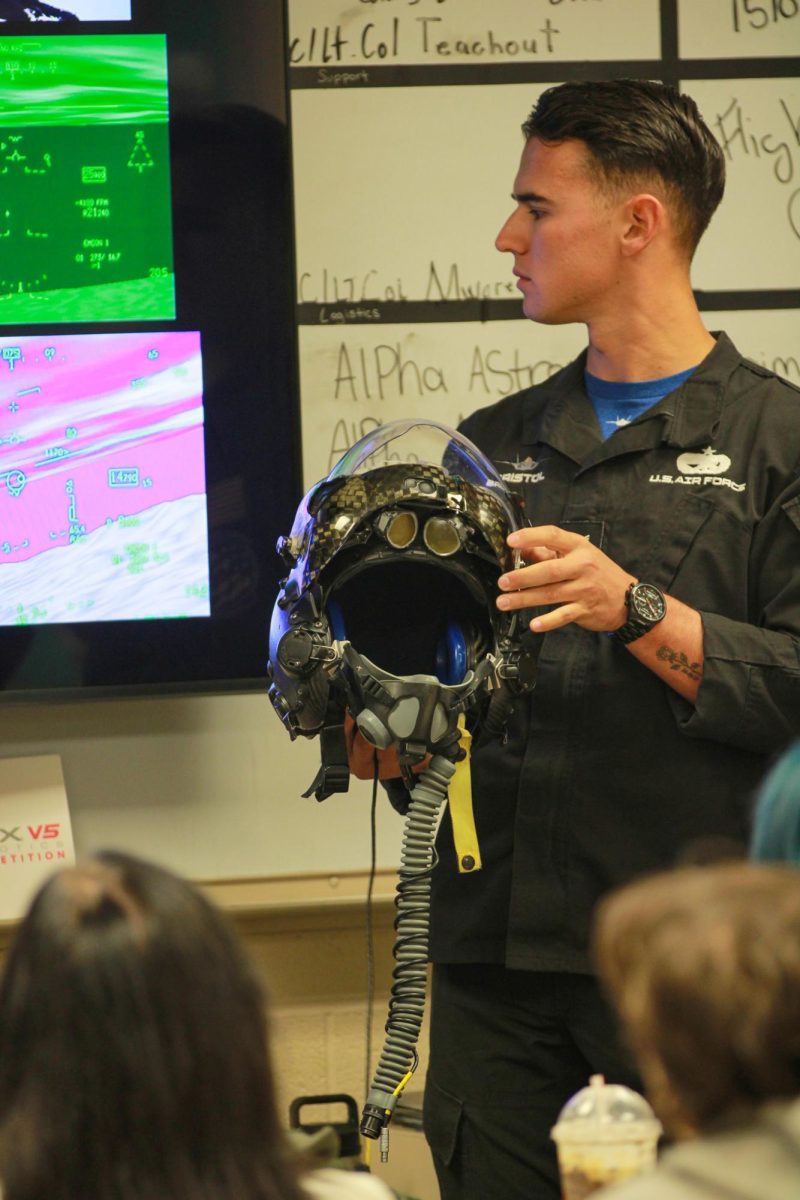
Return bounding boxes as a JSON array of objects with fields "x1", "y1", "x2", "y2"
[
  {"x1": 595, "y1": 863, "x2": 800, "y2": 1137},
  {"x1": 523, "y1": 79, "x2": 725, "y2": 256},
  {"x1": 0, "y1": 852, "x2": 304, "y2": 1200}
]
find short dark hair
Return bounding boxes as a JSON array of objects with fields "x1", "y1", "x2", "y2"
[
  {"x1": 523, "y1": 79, "x2": 725, "y2": 256},
  {"x1": 594, "y1": 863, "x2": 800, "y2": 1136},
  {"x1": 0, "y1": 852, "x2": 305, "y2": 1200}
]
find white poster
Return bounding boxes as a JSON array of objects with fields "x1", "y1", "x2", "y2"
[{"x1": 0, "y1": 754, "x2": 75, "y2": 920}]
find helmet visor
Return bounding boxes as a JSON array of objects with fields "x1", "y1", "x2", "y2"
[{"x1": 327, "y1": 419, "x2": 521, "y2": 534}]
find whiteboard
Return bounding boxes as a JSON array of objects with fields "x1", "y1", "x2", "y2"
[
  {"x1": 291, "y1": 83, "x2": 545, "y2": 305},
  {"x1": 292, "y1": 76, "x2": 800, "y2": 302},
  {"x1": 678, "y1": 0, "x2": 800, "y2": 58},
  {"x1": 297, "y1": 320, "x2": 585, "y2": 485},
  {"x1": 288, "y1": 0, "x2": 661, "y2": 70},
  {"x1": 689, "y1": 77, "x2": 800, "y2": 291}
]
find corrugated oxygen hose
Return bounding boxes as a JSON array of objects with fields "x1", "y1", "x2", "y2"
[{"x1": 360, "y1": 754, "x2": 456, "y2": 1141}]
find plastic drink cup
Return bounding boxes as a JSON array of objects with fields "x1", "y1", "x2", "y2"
[{"x1": 550, "y1": 1074, "x2": 662, "y2": 1199}]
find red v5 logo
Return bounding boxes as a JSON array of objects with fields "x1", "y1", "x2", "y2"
[{"x1": 28, "y1": 823, "x2": 60, "y2": 840}]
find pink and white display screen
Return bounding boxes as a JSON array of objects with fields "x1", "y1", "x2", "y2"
[{"x1": 0, "y1": 331, "x2": 208, "y2": 625}]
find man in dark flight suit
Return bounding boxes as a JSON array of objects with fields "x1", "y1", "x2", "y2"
[{"x1": 353, "y1": 79, "x2": 800, "y2": 1199}]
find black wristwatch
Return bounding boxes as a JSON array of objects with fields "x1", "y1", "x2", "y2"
[{"x1": 615, "y1": 582, "x2": 667, "y2": 645}]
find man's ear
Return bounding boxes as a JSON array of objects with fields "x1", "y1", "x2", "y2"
[{"x1": 620, "y1": 193, "x2": 665, "y2": 257}]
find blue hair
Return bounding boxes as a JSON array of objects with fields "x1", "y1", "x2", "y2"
[{"x1": 750, "y1": 742, "x2": 800, "y2": 866}]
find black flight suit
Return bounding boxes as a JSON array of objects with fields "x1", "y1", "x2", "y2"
[{"x1": 422, "y1": 332, "x2": 800, "y2": 1200}]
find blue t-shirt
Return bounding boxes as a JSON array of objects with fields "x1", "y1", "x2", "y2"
[{"x1": 585, "y1": 365, "x2": 697, "y2": 441}]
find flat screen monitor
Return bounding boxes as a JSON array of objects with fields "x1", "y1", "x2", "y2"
[{"x1": 0, "y1": 0, "x2": 299, "y2": 698}]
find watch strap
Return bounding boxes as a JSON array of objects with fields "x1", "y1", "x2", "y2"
[{"x1": 615, "y1": 616, "x2": 655, "y2": 645}]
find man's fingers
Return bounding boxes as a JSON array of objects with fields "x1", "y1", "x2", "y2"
[
  {"x1": 515, "y1": 544, "x2": 559, "y2": 564},
  {"x1": 498, "y1": 554, "x2": 570, "y2": 594},
  {"x1": 497, "y1": 584, "x2": 573, "y2": 612},
  {"x1": 528, "y1": 602, "x2": 584, "y2": 633},
  {"x1": 508, "y1": 525, "x2": 584, "y2": 556}
]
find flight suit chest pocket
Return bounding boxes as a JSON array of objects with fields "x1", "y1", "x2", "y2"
[{"x1": 611, "y1": 489, "x2": 719, "y2": 593}]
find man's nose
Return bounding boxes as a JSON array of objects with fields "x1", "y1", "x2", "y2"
[{"x1": 495, "y1": 208, "x2": 525, "y2": 254}]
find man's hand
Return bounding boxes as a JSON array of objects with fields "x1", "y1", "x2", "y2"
[
  {"x1": 496, "y1": 525, "x2": 635, "y2": 633},
  {"x1": 497, "y1": 525, "x2": 705, "y2": 704}
]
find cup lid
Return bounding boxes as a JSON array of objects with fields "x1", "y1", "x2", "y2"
[{"x1": 551, "y1": 1075, "x2": 662, "y2": 1144}]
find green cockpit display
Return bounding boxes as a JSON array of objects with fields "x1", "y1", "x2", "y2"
[{"x1": 0, "y1": 34, "x2": 174, "y2": 324}]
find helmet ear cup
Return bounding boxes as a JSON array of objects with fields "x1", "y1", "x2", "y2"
[{"x1": 435, "y1": 621, "x2": 468, "y2": 685}]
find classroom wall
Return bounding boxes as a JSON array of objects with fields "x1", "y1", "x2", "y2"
[{"x1": 0, "y1": 693, "x2": 405, "y2": 880}]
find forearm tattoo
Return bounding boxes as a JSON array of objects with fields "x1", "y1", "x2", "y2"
[{"x1": 656, "y1": 645, "x2": 703, "y2": 682}]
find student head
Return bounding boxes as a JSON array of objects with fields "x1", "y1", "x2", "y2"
[
  {"x1": 523, "y1": 79, "x2": 725, "y2": 257},
  {"x1": 594, "y1": 863, "x2": 800, "y2": 1139},
  {"x1": 751, "y1": 742, "x2": 800, "y2": 865},
  {"x1": 0, "y1": 851, "x2": 303, "y2": 1200}
]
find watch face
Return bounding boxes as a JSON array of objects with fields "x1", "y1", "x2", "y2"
[{"x1": 631, "y1": 583, "x2": 667, "y2": 623}]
